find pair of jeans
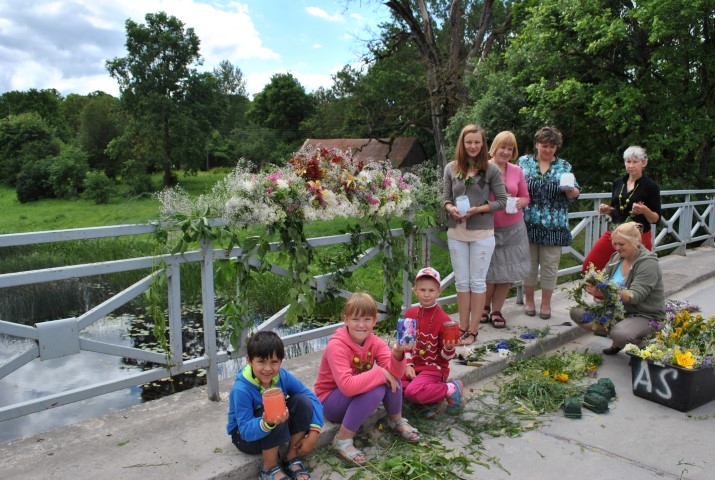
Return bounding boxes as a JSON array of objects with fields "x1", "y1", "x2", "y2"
[{"x1": 448, "y1": 236, "x2": 495, "y2": 293}]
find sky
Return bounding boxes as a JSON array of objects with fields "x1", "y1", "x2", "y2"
[{"x1": 0, "y1": 0, "x2": 390, "y2": 98}]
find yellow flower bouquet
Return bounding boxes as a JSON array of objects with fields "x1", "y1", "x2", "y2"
[{"x1": 623, "y1": 309, "x2": 715, "y2": 369}]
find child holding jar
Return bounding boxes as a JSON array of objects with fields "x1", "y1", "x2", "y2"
[
  {"x1": 226, "y1": 331, "x2": 323, "y2": 480},
  {"x1": 314, "y1": 292, "x2": 419, "y2": 467},
  {"x1": 401, "y1": 267, "x2": 463, "y2": 418}
]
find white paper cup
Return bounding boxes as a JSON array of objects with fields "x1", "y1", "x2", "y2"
[
  {"x1": 559, "y1": 173, "x2": 575, "y2": 187},
  {"x1": 506, "y1": 197, "x2": 518, "y2": 214},
  {"x1": 456, "y1": 195, "x2": 470, "y2": 215}
]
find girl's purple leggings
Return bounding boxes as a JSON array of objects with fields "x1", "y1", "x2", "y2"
[{"x1": 322, "y1": 384, "x2": 402, "y2": 432}]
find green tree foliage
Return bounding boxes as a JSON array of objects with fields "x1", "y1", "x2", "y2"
[
  {"x1": 213, "y1": 59, "x2": 248, "y2": 97},
  {"x1": 467, "y1": 0, "x2": 715, "y2": 188},
  {"x1": 77, "y1": 93, "x2": 123, "y2": 177},
  {"x1": 212, "y1": 60, "x2": 251, "y2": 137},
  {"x1": 47, "y1": 144, "x2": 90, "y2": 199},
  {"x1": 0, "y1": 88, "x2": 70, "y2": 141},
  {"x1": 247, "y1": 73, "x2": 315, "y2": 144},
  {"x1": 106, "y1": 11, "x2": 204, "y2": 187},
  {"x1": 303, "y1": 33, "x2": 434, "y2": 156},
  {"x1": 374, "y1": 0, "x2": 513, "y2": 169},
  {"x1": 15, "y1": 158, "x2": 52, "y2": 203},
  {"x1": 0, "y1": 112, "x2": 60, "y2": 188},
  {"x1": 82, "y1": 170, "x2": 115, "y2": 204}
]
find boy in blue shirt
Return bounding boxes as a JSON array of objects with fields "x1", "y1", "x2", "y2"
[{"x1": 227, "y1": 331, "x2": 323, "y2": 480}]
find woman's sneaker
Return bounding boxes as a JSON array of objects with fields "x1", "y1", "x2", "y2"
[{"x1": 446, "y1": 380, "x2": 464, "y2": 414}]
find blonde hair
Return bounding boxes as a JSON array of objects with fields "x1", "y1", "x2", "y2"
[
  {"x1": 489, "y1": 131, "x2": 519, "y2": 161},
  {"x1": 454, "y1": 124, "x2": 489, "y2": 175},
  {"x1": 342, "y1": 292, "x2": 378, "y2": 319},
  {"x1": 612, "y1": 221, "x2": 643, "y2": 247}
]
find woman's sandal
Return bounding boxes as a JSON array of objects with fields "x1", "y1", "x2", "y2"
[
  {"x1": 259, "y1": 464, "x2": 289, "y2": 480},
  {"x1": 387, "y1": 417, "x2": 421, "y2": 443},
  {"x1": 332, "y1": 437, "x2": 367, "y2": 467},
  {"x1": 459, "y1": 330, "x2": 478, "y2": 345},
  {"x1": 491, "y1": 311, "x2": 506, "y2": 329},
  {"x1": 480, "y1": 306, "x2": 491, "y2": 324},
  {"x1": 284, "y1": 457, "x2": 311, "y2": 480}
]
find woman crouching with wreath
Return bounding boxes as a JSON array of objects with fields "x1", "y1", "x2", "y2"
[{"x1": 570, "y1": 222, "x2": 665, "y2": 355}]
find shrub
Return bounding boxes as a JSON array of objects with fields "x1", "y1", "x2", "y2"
[
  {"x1": 82, "y1": 170, "x2": 114, "y2": 204},
  {"x1": 16, "y1": 159, "x2": 52, "y2": 203},
  {"x1": 48, "y1": 145, "x2": 89, "y2": 198}
]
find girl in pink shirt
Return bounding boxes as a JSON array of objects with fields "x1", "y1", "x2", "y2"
[{"x1": 314, "y1": 292, "x2": 419, "y2": 466}]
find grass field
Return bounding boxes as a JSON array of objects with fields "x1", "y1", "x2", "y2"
[{"x1": 0, "y1": 170, "x2": 231, "y2": 234}]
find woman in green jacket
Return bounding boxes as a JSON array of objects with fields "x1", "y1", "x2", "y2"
[{"x1": 570, "y1": 221, "x2": 665, "y2": 355}]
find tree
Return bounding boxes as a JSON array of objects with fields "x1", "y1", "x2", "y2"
[
  {"x1": 212, "y1": 60, "x2": 247, "y2": 97},
  {"x1": 211, "y1": 60, "x2": 251, "y2": 137},
  {"x1": 303, "y1": 29, "x2": 434, "y2": 153},
  {"x1": 369, "y1": 0, "x2": 514, "y2": 169},
  {"x1": 77, "y1": 93, "x2": 123, "y2": 177},
  {"x1": 0, "y1": 88, "x2": 71, "y2": 141},
  {"x1": 0, "y1": 112, "x2": 60, "y2": 187},
  {"x1": 106, "y1": 11, "x2": 203, "y2": 187},
  {"x1": 471, "y1": 0, "x2": 715, "y2": 188},
  {"x1": 247, "y1": 73, "x2": 315, "y2": 144}
]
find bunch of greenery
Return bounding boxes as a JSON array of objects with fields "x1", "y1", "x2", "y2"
[{"x1": 498, "y1": 350, "x2": 603, "y2": 413}]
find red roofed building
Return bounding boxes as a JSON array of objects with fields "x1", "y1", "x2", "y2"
[{"x1": 300, "y1": 137, "x2": 428, "y2": 169}]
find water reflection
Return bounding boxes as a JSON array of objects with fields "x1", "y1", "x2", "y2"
[{"x1": 0, "y1": 314, "x2": 331, "y2": 443}]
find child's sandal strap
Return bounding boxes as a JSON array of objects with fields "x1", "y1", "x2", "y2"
[
  {"x1": 259, "y1": 464, "x2": 289, "y2": 480},
  {"x1": 387, "y1": 418, "x2": 421, "y2": 443}
]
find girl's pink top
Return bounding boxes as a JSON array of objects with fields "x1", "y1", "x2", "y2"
[
  {"x1": 490, "y1": 162, "x2": 530, "y2": 228},
  {"x1": 314, "y1": 326, "x2": 405, "y2": 403}
]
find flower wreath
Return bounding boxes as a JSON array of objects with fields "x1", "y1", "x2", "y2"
[{"x1": 566, "y1": 263, "x2": 627, "y2": 331}]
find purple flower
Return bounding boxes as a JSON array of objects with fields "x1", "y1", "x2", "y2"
[
  {"x1": 648, "y1": 320, "x2": 663, "y2": 330},
  {"x1": 495, "y1": 340, "x2": 509, "y2": 351},
  {"x1": 520, "y1": 333, "x2": 536, "y2": 340}
]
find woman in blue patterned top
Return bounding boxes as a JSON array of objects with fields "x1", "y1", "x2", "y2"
[{"x1": 517, "y1": 126, "x2": 580, "y2": 319}]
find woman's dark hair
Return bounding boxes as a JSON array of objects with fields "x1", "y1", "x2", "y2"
[
  {"x1": 246, "y1": 331, "x2": 285, "y2": 361},
  {"x1": 533, "y1": 126, "x2": 563, "y2": 149}
]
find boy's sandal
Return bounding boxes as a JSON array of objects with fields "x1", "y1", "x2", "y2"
[
  {"x1": 480, "y1": 306, "x2": 491, "y2": 324},
  {"x1": 284, "y1": 457, "x2": 311, "y2": 480},
  {"x1": 491, "y1": 311, "x2": 506, "y2": 329},
  {"x1": 387, "y1": 417, "x2": 421, "y2": 443},
  {"x1": 332, "y1": 437, "x2": 367, "y2": 467},
  {"x1": 259, "y1": 464, "x2": 289, "y2": 480},
  {"x1": 459, "y1": 330, "x2": 478, "y2": 345}
]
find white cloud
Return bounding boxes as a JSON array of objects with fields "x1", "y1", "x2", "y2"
[
  {"x1": 306, "y1": 7, "x2": 344, "y2": 23},
  {"x1": 313, "y1": 43, "x2": 323, "y2": 49},
  {"x1": 0, "y1": 0, "x2": 279, "y2": 96}
]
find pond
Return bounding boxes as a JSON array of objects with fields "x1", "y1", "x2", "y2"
[{"x1": 0, "y1": 313, "x2": 330, "y2": 443}]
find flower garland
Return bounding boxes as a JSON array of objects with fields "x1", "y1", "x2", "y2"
[
  {"x1": 565, "y1": 263, "x2": 626, "y2": 331},
  {"x1": 156, "y1": 148, "x2": 422, "y2": 342}
]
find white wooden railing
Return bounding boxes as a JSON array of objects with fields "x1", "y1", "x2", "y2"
[{"x1": 0, "y1": 189, "x2": 713, "y2": 422}]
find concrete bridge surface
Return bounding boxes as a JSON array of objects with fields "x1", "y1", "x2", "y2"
[{"x1": 1, "y1": 246, "x2": 714, "y2": 480}]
